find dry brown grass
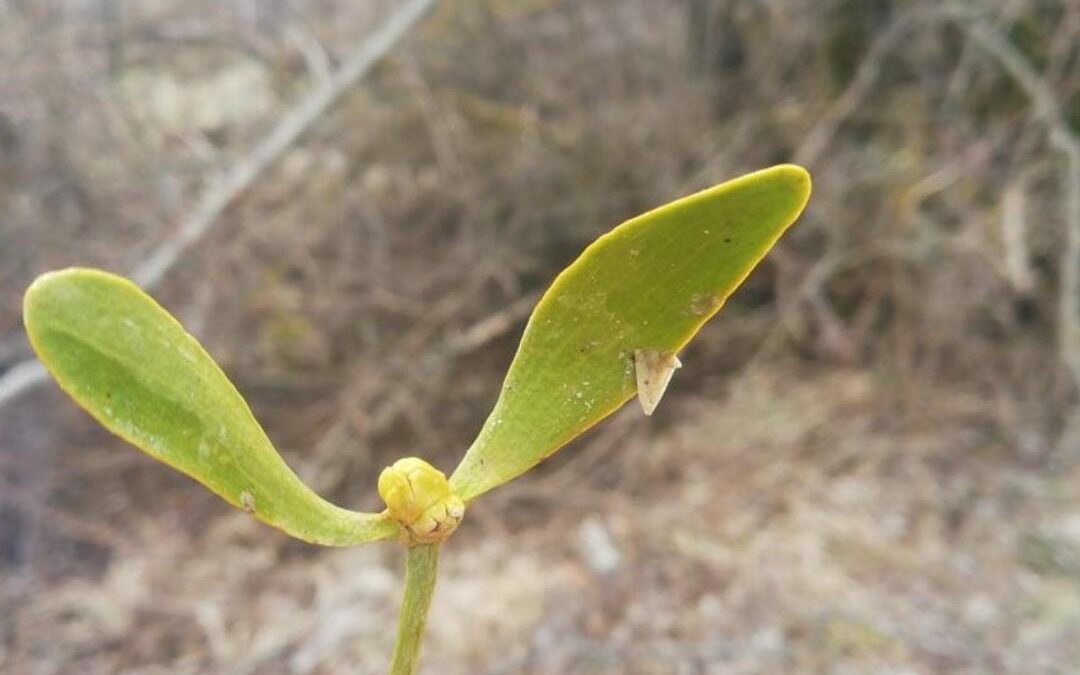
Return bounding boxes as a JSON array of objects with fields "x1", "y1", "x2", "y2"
[
  {"x1": 5, "y1": 364, "x2": 1078, "y2": 673},
  {"x1": 1, "y1": 0, "x2": 1078, "y2": 673}
]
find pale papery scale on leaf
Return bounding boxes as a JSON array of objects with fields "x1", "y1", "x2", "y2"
[{"x1": 22, "y1": 164, "x2": 811, "y2": 675}]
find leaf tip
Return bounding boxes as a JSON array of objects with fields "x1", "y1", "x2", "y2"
[{"x1": 769, "y1": 163, "x2": 812, "y2": 207}]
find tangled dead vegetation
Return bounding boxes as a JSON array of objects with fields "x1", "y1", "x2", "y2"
[
  {"x1": 6, "y1": 364, "x2": 1078, "y2": 673},
  {"x1": 1, "y1": 0, "x2": 1078, "y2": 672}
]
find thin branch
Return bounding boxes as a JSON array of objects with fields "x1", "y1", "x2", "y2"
[
  {"x1": 794, "y1": 11, "x2": 926, "y2": 167},
  {"x1": 129, "y1": 0, "x2": 438, "y2": 288},
  {"x1": 308, "y1": 291, "x2": 539, "y2": 493},
  {"x1": 954, "y1": 8, "x2": 1080, "y2": 392},
  {"x1": 0, "y1": 476, "x2": 135, "y2": 554},
  {"x1": 1002, "y1": 179, "x2": 1035, "y2": 295},
  {"x1": 0, "y1": 0, "x2": 439, "y2": 410},
  {"x1": 0, "y1": 360, "x2": 47, "y2": 408}
]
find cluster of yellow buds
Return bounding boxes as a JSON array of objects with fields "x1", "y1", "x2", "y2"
[{"x1": 378, "y1": 457, "x2": 465, "y2": 544}]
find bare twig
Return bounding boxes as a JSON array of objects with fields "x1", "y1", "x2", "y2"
[
  {"x1": 308, "y1": 291, "x2": 539, "y2": 493},
  {"x1": 286, "y1": 25, "x2": 333, "y2": 85},
  {"x1": 128, "y1": 0, "x2": 438, "y2": 289},
  {"x1": 1002, "y1": 179, "x2": 1035, "y2": 296},
  {"x1": 0, "y1": 476, "x2": 135, "y2": 554},
  {"x1": 0, "y1": 0, "x2": 439, "y2": 410},
  {"x1": 443, "y1": 291, "x2": 540, "y2": 355},
  {"x1": 794, "y1": 11, "x2": 925, "y2": 167},
  {"x1": 954, "y1": 9, "x2": 1080, "y2": 395},
  {"x1": 0, "y1": 360, "x2": 47, "y2": 407}
]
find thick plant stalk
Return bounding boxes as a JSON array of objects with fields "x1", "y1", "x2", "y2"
[{"x1": 389, "y1": 544, "x2": 440, "y2": 675}]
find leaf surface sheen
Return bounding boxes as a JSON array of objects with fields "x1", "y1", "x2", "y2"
[
  {"x1": 450, "y1": 164, "x2": 811, "y2": 500},
  {"x1": 24, "y1": 269, "x2": 397, "y2": 546}
]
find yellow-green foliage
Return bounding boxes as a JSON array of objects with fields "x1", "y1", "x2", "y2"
[{"x1": 24, "y1": 164, "x2": 810, "y2": 675}]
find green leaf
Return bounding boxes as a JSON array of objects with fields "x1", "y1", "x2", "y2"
[
  {"x1": 450, "y1": 164, "x2": 811, "y2": 501},
  {"x1": 24, "y1": 268, "x2": 399, "y2": 546}
]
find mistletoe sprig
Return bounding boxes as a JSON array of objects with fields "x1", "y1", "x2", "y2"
[{"x1": 24, "y1": 165, "x2": 810, "y2": 674}]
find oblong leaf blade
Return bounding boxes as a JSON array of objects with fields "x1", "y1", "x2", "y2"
[
  {"x1": 24, "y1": 268, "x2": 398, "y2": 546},
  {"x1": 450, "y1": 164, "x2": 811, "y2": 501}
]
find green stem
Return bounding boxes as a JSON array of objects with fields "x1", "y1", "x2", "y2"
[{"x1": 389, "y1": 543, "x2": 440, "y2": 675}]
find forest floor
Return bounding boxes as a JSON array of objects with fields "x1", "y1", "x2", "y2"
[
  {"x1": 1, "y1": 1, "x2": 1077, "y2": 672},
  {"x1": 4, "y1": 361, "x2": 1077, "y2": 674}
]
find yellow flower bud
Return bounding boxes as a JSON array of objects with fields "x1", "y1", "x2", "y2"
[{"x1": 378, "y1": 457, "x2": 465, "y2": 544}]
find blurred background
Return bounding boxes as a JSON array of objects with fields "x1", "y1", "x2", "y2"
[{"x1": 1, "y1": 0, "x2": 1078, "y2": 673}]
